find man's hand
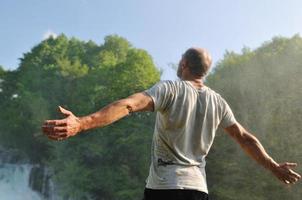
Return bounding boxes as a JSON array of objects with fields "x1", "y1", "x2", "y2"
[
  {"x1": 271, "y1": 162, "x2": 301, "y2": 185},
  {"x1": 42, "y1": 106, "x2": 82, "y2": 141}
]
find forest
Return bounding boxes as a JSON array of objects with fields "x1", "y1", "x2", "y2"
[{"x1": 0, "y1": 34, "x2": 301, "y2": 200}]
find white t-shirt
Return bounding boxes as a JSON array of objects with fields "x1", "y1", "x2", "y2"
[{"x1": 144, "y1": 80, "x2": 237, "y2": 194}]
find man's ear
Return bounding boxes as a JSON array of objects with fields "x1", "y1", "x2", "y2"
[
  {"x1": 182, "y1": 59, "x2": 189, "y2": 71},
  {"x1": 181, "y1": 59, "x2": 187, "y2": 69}
]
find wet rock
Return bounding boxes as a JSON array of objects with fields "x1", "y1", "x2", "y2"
[{"x1": 29, "y1": 165, "x2": 55, "y2": 200}]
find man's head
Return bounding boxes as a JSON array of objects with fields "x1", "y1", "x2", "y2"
[{"x1": 177, "y1": 48, "x2": 212, "y2": 79}]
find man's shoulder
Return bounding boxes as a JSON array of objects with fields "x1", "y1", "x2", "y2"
[
  {"x1": 151, "y1": 80, "x2": 184, "y2": 90},
  {"x1": 150, "y1": 81, "x2": 224, "y2": 99},
  {"x1": 202, "y1": 86, "x2": 227, "y2": 102},
  {"x1": 156, "y1": 80, "x2": 196, "y2": 88},
  {"x1": 155, "y1": 80, "x2": 182, "y2": 85},
  {"x1": 204, "y1": 86, "x2": 219, "y2": 95}
]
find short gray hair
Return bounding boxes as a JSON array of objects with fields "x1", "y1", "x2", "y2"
[{"x1": 183, "y1": 48, "x2": 212, "y2": 77}]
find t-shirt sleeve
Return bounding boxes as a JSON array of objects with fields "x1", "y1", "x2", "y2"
[
  {"x1": 219, "y1": 97, "x2": 237, "y2": 128},
  {"x1": 144, "y1": 81, "x2": 174, "y2": 112}
]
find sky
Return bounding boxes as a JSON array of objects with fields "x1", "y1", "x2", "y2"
[{"x1": 1, "y1": 0, "x2": 302, "y2": 80}]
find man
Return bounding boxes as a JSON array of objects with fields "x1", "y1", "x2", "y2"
[{"x1": 43, "y1": 48, "x2": 301, "y2": 200}]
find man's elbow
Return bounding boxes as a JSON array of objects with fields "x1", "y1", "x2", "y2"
[
  {"x1": 113, "y1": 99, "x2": 134, "y2": 114},
  {"x1": 113, "y1": 92, "x2": 154, "y2": 113},
  {"x1": 225, "y1": 123, "x2": 257, "y2": 146},
  {"x1": 236, "y1": 129, "x2": 260, "y2": 149}
]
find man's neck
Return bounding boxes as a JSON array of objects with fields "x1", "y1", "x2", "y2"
[{"x1": 181, "y1": 76, "x2": 204, "y2": 89}]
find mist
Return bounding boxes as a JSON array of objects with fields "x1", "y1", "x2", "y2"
[{"x1": 206, "y1": 35, "x2": 302, "y2": 200}]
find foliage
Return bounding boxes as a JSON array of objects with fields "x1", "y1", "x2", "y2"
[
  {"x1": 206, "y1": 35, "x2": 302, "y2": 200},
  {"x1": 0, "y1": 34, "x2": 159, "y2": 199}
]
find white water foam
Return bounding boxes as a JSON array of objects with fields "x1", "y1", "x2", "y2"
[{"x1": 0, "y1": 164, "x2": 42, "y2": 200}]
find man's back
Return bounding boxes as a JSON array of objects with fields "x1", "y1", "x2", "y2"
[{"x1": 145, "y1": 80, "x2": 236, "y2": 193}]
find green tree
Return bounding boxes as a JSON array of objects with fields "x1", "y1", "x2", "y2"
[
  {"x1": 206, "y1": 35, "x2": 302, "y2": 200},
  {"x1": 0, "y1": 65, "x2": 5, "y2": 92},
  {"x1": 0, "y1": 34, "x2": 160, "y2": 199}
]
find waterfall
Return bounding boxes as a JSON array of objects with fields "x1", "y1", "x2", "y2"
[
  {"x1": 0, "y1": 147, "x2": 59, "y2": 200},
  {"x1": 0, "y1": 163, "x2": 42, "y2": 200}
]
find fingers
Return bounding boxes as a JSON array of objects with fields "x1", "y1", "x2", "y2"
[
  {"x1": 44, "y1": 126, "x2": 68, "y2": 140},
  {"x1": 278, "y1": 169, "x2": 301, "y2": 185},
  {"x1": 42, "y1": 121, "x2": 68, "y2": 141},
  {"x1": 44, "y1": 119, "x2": 67, "y2": 126},
  {"x1": 42, "y1": 126, "x2": 67, "y2": 134},
  {"x1": 274, "y1": 162, "x2": 301, "y2": 185},
  {"x1": 47, "y1": 133, "x2": 68, "y2": 141},
  {"x1": 43, "y1": 118, "x2": 68, "y2": 137},
  {"x1": 59, "y1": 106, "x2": 73, "y2": 117},
  {"x1": 288, "y1": 169, "x2": 301, "y2": 180},
  {"x1": 281, "y1": 162, "x2": 298, "y2": 169},
  {"x1": 283, "y1": 178, "x2": 298, "y2": 185},
  {"x1": 287, "y1": 174, "x2": 299, "y2": 183},
  {"x1": 281, "y1": 163, "x2": 301, "y2": 181},
  {"x1": 280, "y1": 176, "x2": 297, "y2": 185}
]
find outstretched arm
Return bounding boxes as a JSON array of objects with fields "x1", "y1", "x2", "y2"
[
  {"x1": 224, "y1": 122, "x2": 301, "y2": 185},
  {"x1": 42, "y1": 92, "x2": 153, "y2": 140}
]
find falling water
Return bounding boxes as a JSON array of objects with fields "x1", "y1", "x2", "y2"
[{"x1": 0, "y1": 163, "x2": 42, "y2": 200}]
